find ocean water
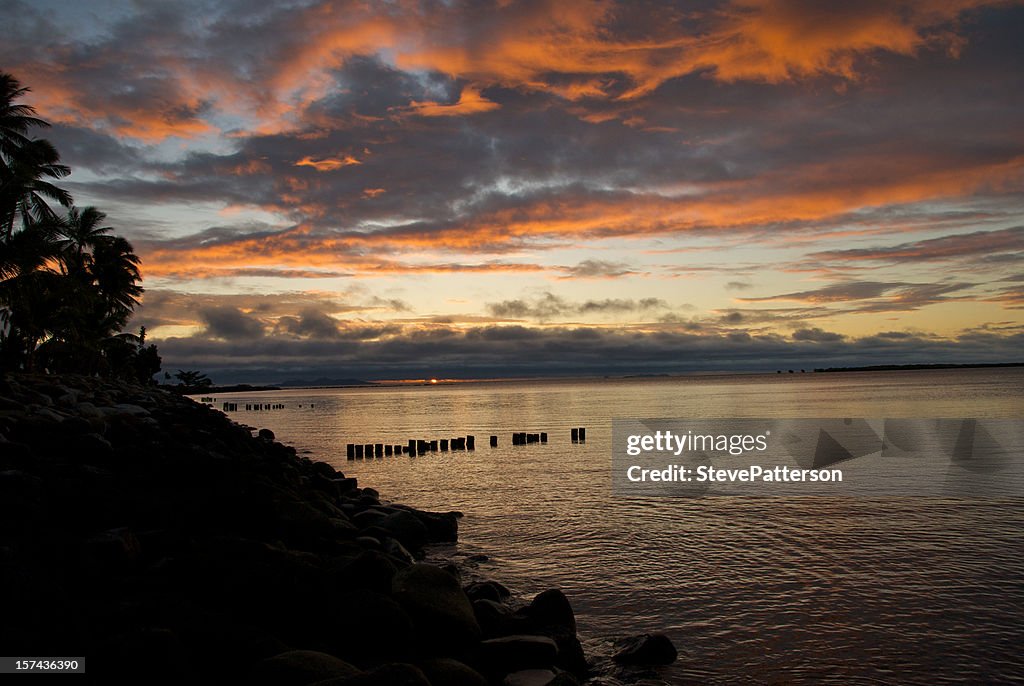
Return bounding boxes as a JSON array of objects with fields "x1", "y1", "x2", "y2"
[{"x1": 204, "y1": 369, "x2": 1024, "y2": 684}]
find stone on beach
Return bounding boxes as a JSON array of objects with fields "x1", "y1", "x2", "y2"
[
  {"x1": 612, "y1": 633, "x2": 678, "y2": 665},
  {"x1": 254, "y1": 650, "x2": 359, "y2": 685},
  {"x1": 392, "y1": 563, "x2": 482, "y2": 649},
  {"x1": 417, "y1": 657, "x2": 488, "y2": 686},
  {"x1": 476, "y1": 634, "x2": 560, "y2": 673}
]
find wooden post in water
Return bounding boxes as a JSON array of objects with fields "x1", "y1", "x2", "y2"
[
  {"x1": 347, "y1": 444, "x2": 355, "y2": 460},
  {"x1": 385, "y1": 445, "x2": 393, "y2": 456},
  {"x1": 408, "y1": 439, "x2": 416, "y2": 456},
  {"x1": 466, "y1": 435, "x2": 475, "y2": 450},
  {"x1": 490, "y1": 435, "x2": 498, "y2": 447},
  {"x1": 579, "y1": 428, "x2": 586, "y2": 441},
  {"x1": 355, "y1": 444, "x2": 364, "y2": 459},
  {"x1": 440, "y1": 439, "x2": 449, "y2": 451},
  {"x1": 429, "y1": 440, "x2": 438, "y2": 452},
  {"x1": 374, "y1": 443, "x2": 383, "y2": 457},
  {"x1": 364, "y1": 444, "x2": 373, "y2": 458},
  {"x1": 571, "y1": 428, "x2": 579, "y2": 442},
  {"x1": 540, "y1": 432, "x2": 547, "y2": 443}
]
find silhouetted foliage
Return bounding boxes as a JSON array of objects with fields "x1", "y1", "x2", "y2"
[
  {"x1": 173, "y1": 369, "x2": 213, "y2": 392},
  {"x1": 0, "y1": 73, "x2": 159, "y2": 381}
]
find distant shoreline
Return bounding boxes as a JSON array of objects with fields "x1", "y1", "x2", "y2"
[
  {"x1": 183, "y1": 363, "x2": 1024, "y2": 392},
  {"x1": 813, "y1": 362, "x2": 1024, "y2": 373}
]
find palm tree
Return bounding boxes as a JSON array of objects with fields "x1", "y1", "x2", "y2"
[
  {"x1": 0, "y1": 218, "x2": 60, "y2": 369},
  {"x1": 90, "y1": 234, "x2": 143, "y2": 330},
  {"x1": 1, "y1": 138, "x2": 72, "y2": 240},
  {"x1": 0, "y1": 72, "x2": 49, "y2": 166},
  {"x1": 58, "y1": 206, "x2": 114, "y2": 275},
  {"x1": 0, "y1": 74, "x2": 155, "y2": 377},
  {"x1": 1, "y1": 73, "x2": 72, "y2": 240}
]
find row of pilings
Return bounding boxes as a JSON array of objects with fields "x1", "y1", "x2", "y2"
[
  {"x1": 347, "y1": 435, "x2": 476, "y2": 459},
  {"x1": 220, "y1": 402, "x2": 288, "y2": 412},
  {"x1": 346, "y1": 429, "x2": 587, "y2": 459}
]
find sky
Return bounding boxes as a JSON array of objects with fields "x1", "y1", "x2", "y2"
[{"x1": 2, "y1": 0, "x2": 1022, "y2": 382}]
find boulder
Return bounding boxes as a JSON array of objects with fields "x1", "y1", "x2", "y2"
[
  {"x1": 523, "y1": 589, "x2": 576, "y2": 634},
  {"x1": 392, "y1": 563, "x2": 481, "y2": 650},
  {"x1": 418, "y1": 657, "x2": 488, "y2": 686},
  {"x1": 502, "y1": 669, "x2": 561, "y2": 686},
  {"x1": 253, "y1": 650, "x2": 359, "y2": 686},
  {"x1": 327, "y1": 591, "x2": 417, "y2": 665},
  {"x1": 333, "y1": 550, "x2": 399, "y2": 594},
  {"x1": 473, "y1": 599, "x2": 531, "y2": 639},
  {"x1": 377, "y1": 510, "x2": 430, "y2": 551},
  {"x1": 476, "y1": 635, "x2": 559, "y2": 673},
  {"x1": 465, "y1": 580, "x2": 511, "y2": 603},
  {"x1": 611, "y1": 633, "x2": 677, "y2": 665}
]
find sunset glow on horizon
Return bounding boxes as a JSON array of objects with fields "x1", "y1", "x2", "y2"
[{"x1": 5, "y1": 0, "x2": 1022, "y2": 382}]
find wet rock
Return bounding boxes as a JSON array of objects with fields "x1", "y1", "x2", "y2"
[
  {"x1": 523, "y1": 589, "x2": 576, "y2": 634},
  {"x1": 392, "y1": 563, "x2": 481, "y2": 650},
  {"x1": 502, "y1": 669, "x2": 562, "y2": 686},
  {"x1": 312, "y1": 461, "x2": 337, "y2": 478},
  {"x1": 113, "y1": 402, "x2": 150, "y2": 416},
  {"x1": 76, "y1": 401, "x2": 104, "y2": 419},
  {"x1": 333, "y1": 549, "x2": 399, "y2": 594},
  {"x1": 418, "y1": 657, "x2": 488, "y2": 686},
  {"x1": 473, "y1": 599, "x2": 531, "y2": 639},
  {"x1": 377, "y1": 510, "x2": 430, "y2": 551},
  {"x1": 476, "y1": 635, "x2": 559, "y2": 673},
  {"x1": 611, "y1": 633, "x2": 677, "y2": 665},
  {"x1": 258, "y1": 428, "x2": 276, "y2": 440},
  {"x1": 254, "y1": 650, "x2": 359, "y2": 685},
  {"x1": 351, "y1": 508, "x2": 389, "y2": 529},
  {"x1": 466, "y1": 580, "x2": 512, "y2": 603},
  {"x1": 382, "y1": 537, "x2": 416, "y2": 565},
  {"x1": 330, "y1": 591, "x2": 416, "y2": 665}
]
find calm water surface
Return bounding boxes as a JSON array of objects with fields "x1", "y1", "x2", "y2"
[{"x1": 208, "y1": 369, "x2": 1024, "y2": 684}]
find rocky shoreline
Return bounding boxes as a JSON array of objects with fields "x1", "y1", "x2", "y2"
[{"x1": 0, "y1": 374, "x2": 675, "y2": 685}]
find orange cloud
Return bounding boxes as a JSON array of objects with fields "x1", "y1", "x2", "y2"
[
  {"x1": 136, "y1": 146, "x2": 1023, "y2": 281},
  {"x1": 294, "y1": 155, "x2": 361, "y2": 171},
  {"x1": 406, "y1": 86, "x2": 501, "y2": 117},
  {"x1": 11, "y1": 0, "x2": 1006, "y2": 142}
]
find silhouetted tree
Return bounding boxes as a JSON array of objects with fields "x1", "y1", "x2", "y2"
[
  {"x1": 174, "y1": 370, "x2": 213, "y2": 390},
  {"x1": 0, "y1": 73, "x2": 157, "y2": 379}
]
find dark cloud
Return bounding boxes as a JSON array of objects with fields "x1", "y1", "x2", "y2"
[
  {"x1": 560, "y1": 260, "x2": 637, "y2": 279},
  {"x1": 487, "y1": 292, "x2": 668, "y2": 320},
  {"x1": 725, "y1": 281, "x2": 753, "y2": 290},
  {"x1": 809, "y1": 227, "x2": 1024, "y2": 265},
  {"x1": 741, "y1": 280, "x2": 976, "y2": 312},
  {"x1": 792, "y1": 327, "x2": 845, "y2": 342},
  {"x1": 199, "y1": 306, "x2": 265, "y2": 340},
  {"x1": 153, "y1": 324, "x2": 1024, "y2": 384},
  {"x1": 274, "y1": 308, "x2": 341, "y2": 340}
]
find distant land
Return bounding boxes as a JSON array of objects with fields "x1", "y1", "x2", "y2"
[
  {"x1": 206, "y1": 383, "x2": 282, "y2": 393},
  {"x1": 814, "y1": 362, "x2": 1024, "y2": 373},
  {"x1": 278, "y1": 378, "x2": 376, "y2": 388}
]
